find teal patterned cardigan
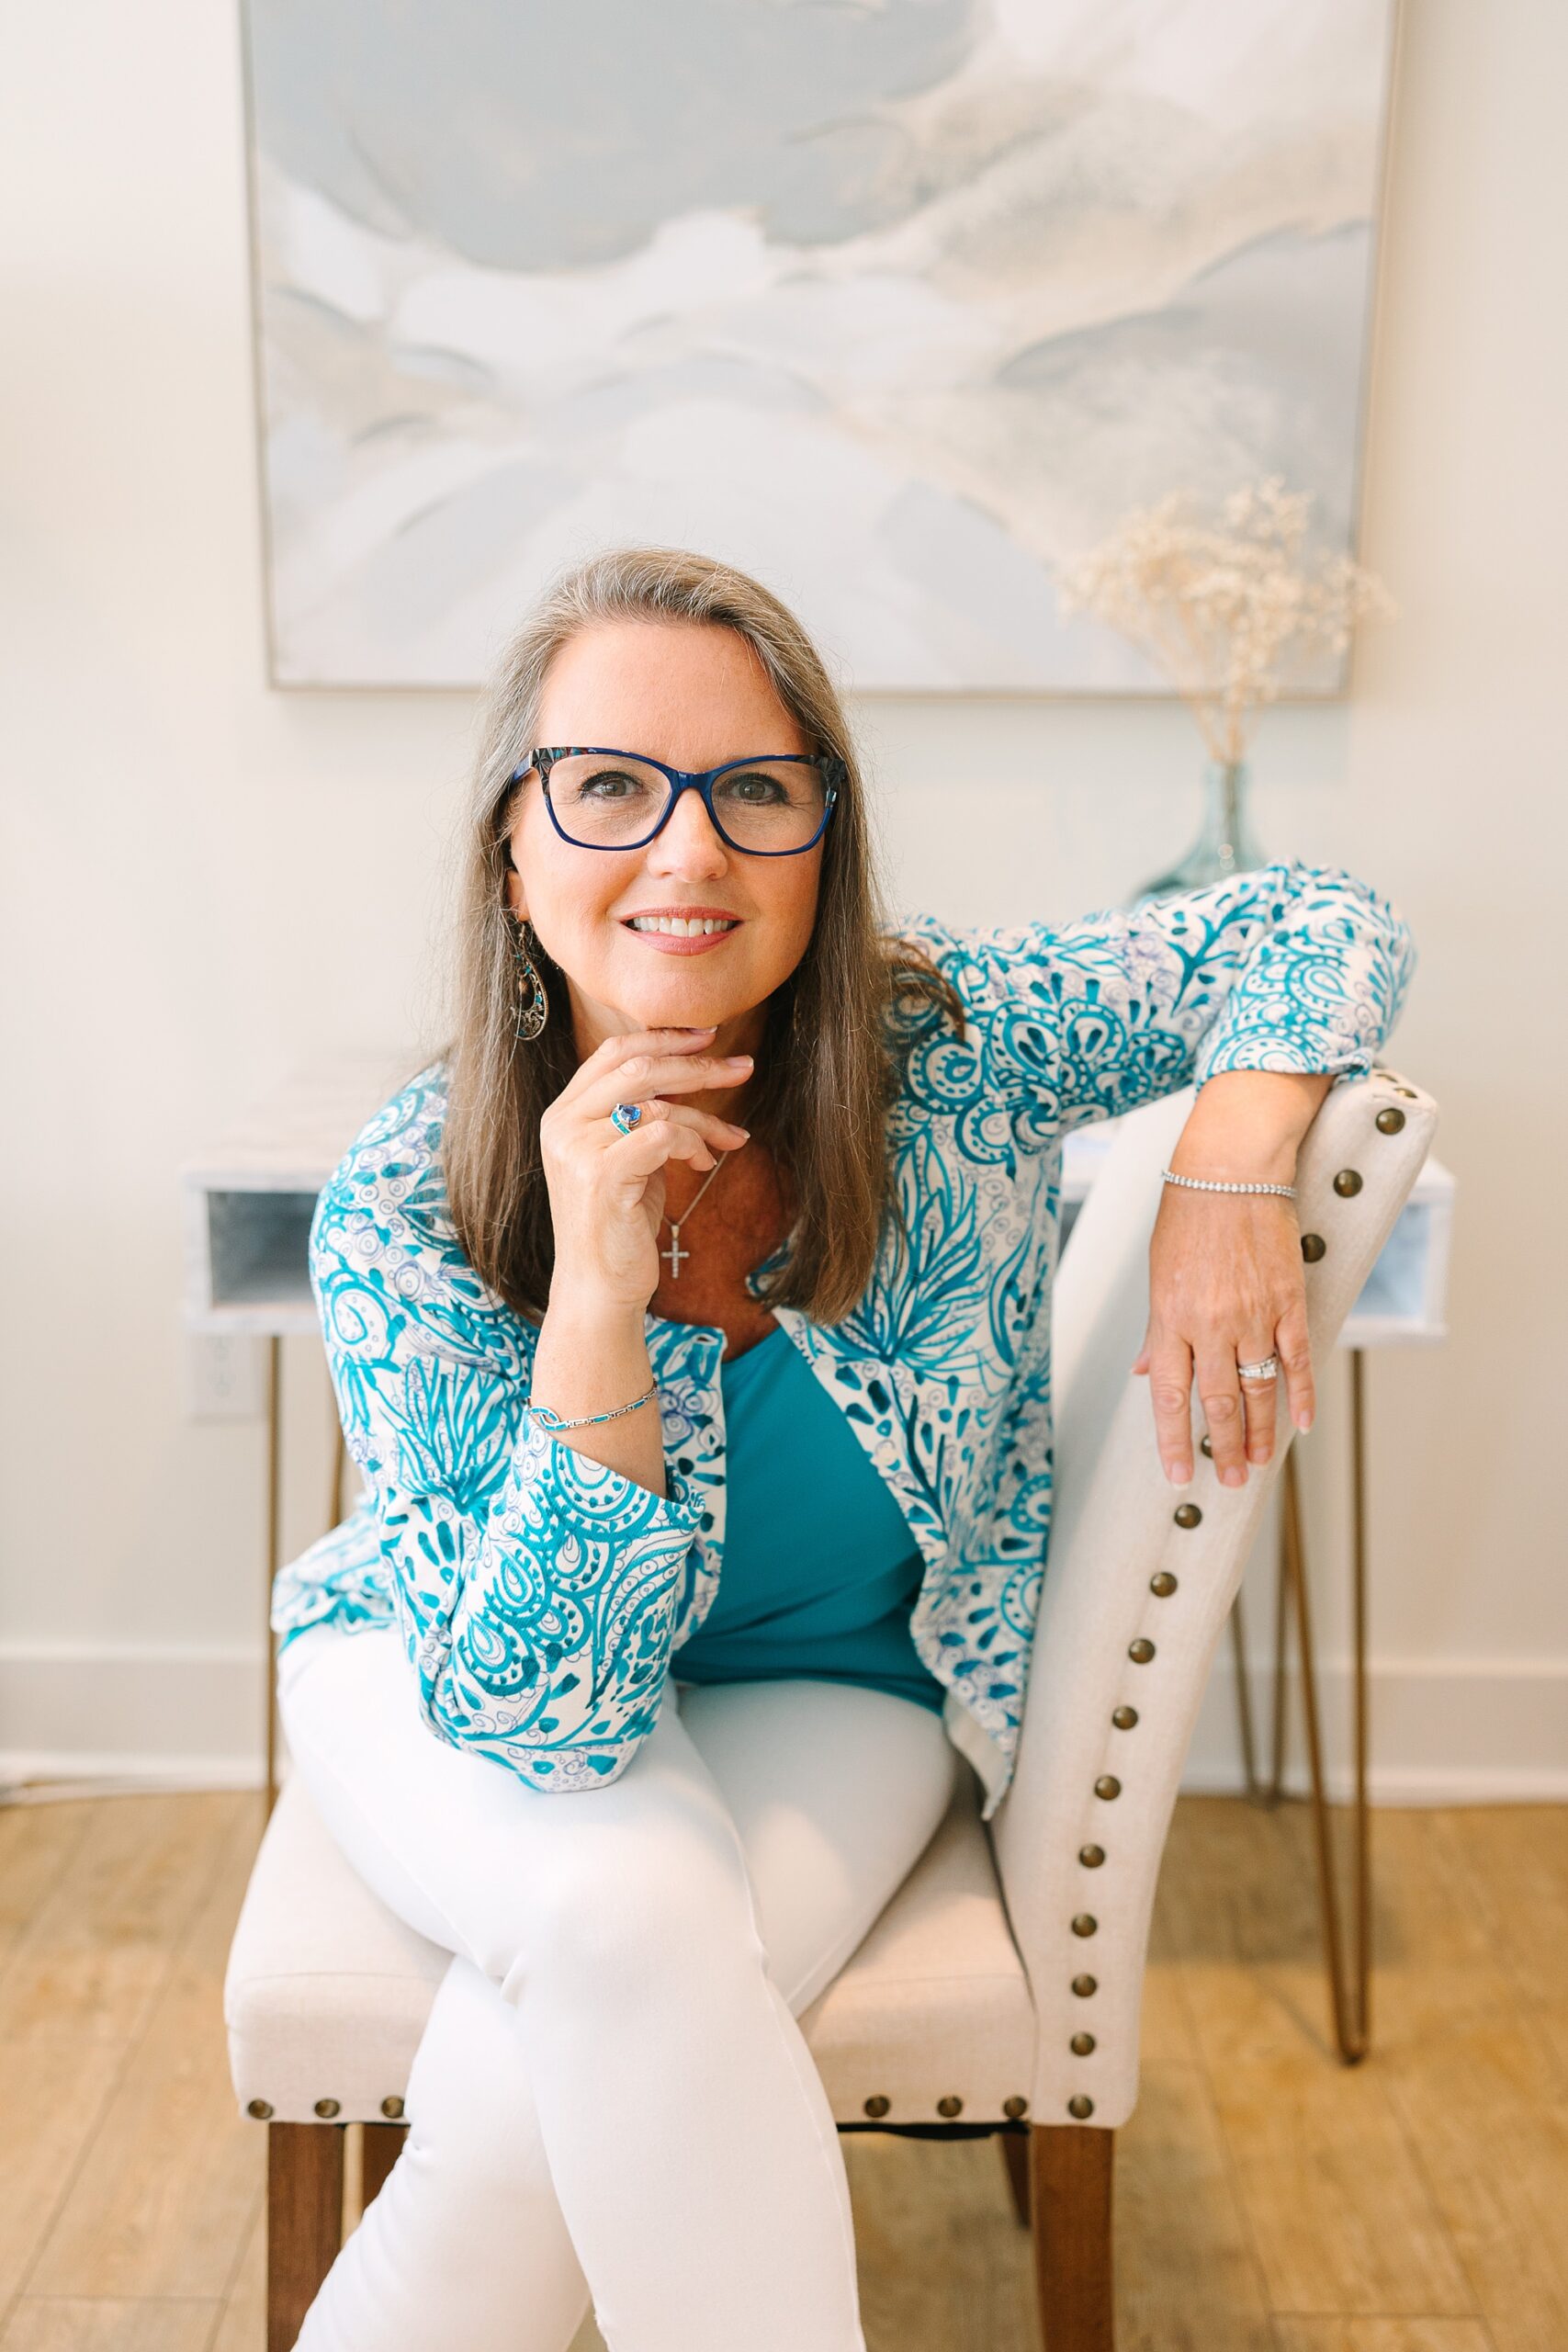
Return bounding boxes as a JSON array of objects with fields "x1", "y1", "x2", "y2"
[{"x1": 273, "y1": 860, "x2": 1416, "y2": 1821}]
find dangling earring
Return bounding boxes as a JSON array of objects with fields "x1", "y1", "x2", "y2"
[{"x1": 510, "y1": 915, "x2": 549, "y2": 1042}]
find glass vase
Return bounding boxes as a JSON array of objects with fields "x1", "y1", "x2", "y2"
[{"x1": 1133, "y1": 758, "x2": 1267, "y2": 906}]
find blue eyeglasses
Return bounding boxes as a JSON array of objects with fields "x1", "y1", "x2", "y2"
[{"x1": 509, "y1": 746, "x2": 841, "y2": 855}]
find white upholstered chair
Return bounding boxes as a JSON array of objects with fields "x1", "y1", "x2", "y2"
[{"x1": 225, "y1": 1063, "x2": 1437, "y2": 2351}]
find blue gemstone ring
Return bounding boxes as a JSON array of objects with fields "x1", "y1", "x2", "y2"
[{"x1": 609, "y1": 1102, "x2": 644, "y2": 1135}]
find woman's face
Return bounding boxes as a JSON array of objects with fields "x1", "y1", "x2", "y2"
[{"x1": 503, "y1": 617, "x2": 825, "y2": 1082}]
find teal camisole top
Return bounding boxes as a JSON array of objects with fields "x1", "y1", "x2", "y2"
[{"x1": 669, "y1": 1322, "x2": 946, "y2": 1713}]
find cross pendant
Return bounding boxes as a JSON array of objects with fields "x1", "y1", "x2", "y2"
[{"x1": 661, "y1": 1226, "x2": 689, "y2": 1280}]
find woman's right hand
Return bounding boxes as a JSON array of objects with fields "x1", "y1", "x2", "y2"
[{"x1": 539, "y1": 1025, "x2": 754, "y2": 1312}]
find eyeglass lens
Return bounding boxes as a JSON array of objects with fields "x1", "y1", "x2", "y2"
[{"x1": 546, "y1": 754, "x2": 826, "y2": 850}]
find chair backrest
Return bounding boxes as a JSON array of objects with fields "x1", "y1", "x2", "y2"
[{"x1": 987, "y1": 1066, "x2": 1438, "y2": 2130}]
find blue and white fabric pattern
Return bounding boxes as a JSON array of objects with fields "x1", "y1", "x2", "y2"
[{"x1": 274, "y1": 859, "x2": 1416, "y2": 1819}]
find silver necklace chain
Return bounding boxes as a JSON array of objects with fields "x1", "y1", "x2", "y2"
[{"x1": 660, "y1": 1148, "x2": 732, "y2": 1281}]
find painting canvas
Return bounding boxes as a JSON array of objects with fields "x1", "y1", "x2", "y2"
[{"x1": 242, "y1": 0, "x2": 1398, "y2": 692}]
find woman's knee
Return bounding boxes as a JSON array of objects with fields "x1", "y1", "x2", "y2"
[{"x1": 468, "y1": 1789, "x2": 766, "y2": 2005}]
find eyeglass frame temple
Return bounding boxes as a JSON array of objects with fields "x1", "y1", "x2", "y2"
[{"x1": 507, "y1": 746, "x2": 841, "y2": 856}]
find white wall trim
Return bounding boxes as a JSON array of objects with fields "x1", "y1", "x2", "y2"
[
  {"x1": 2, "y1": 1640, "x2": 1566, "y2": 1804},
  {"x1": 1182, "y1": 1651, "x2": 1568, "y2": 1804}
]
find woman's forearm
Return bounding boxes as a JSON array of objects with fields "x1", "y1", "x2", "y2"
[{"x1": 1169, "y1": 1068, "x2": 1336, "y2": 1183}]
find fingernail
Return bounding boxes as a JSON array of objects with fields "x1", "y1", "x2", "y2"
[
  {"x1": 1223, "y1": 1465, "x2": 1247, "y2": 1487},
  {"x1": 1296, "y1": 1408, "x2": 1314, "y2": 1432},
  {"x1": 1166, "y1": 1461, "x2": 1192, "y2": 1487}
]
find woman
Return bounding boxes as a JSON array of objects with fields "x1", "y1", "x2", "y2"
[{"x1": 274, "y1": 546, "x2": 1416, "y2": 2350}]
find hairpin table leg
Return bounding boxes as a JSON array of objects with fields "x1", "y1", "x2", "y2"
[
  {"x1": 265, "y1": 1335, "x2": 282, "y2": 1822},
  {"x1": 1227, "y1": 1347, "x2": 1371, "y2": 2064}
]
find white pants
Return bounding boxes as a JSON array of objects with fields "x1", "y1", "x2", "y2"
[{"x1": 275, "y1": 1619, "x2": 964, "y2": 2352}]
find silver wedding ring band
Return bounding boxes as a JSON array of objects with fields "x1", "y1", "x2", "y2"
[
  {"x1": 609, "y1": 1102, "x2": 644, "y2": 1135},
  {"x1": 1236, "y1": 1354, "x2": 1280, "y2": 1382}
]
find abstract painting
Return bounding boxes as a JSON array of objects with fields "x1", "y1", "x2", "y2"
[{"x1": 242, "y1": 0, "x2": 1398, "y2": 691}]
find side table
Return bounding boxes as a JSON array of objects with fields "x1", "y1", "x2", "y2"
[{"x1": 180, "y1": 1049, "x2": 420, "y2": 1817}]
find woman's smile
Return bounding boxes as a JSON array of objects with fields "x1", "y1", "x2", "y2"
[{"x1": 620, "y1": 910, "x2": 745, "y2": 955}]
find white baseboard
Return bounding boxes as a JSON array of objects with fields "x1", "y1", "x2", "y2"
[
  {"x1": 2, "y1": 1641, "x2": 1566, "y2": 1804},
  {"x1": 0, "y1": 1640, "x2": 270, "y2": 1800},
  {"x1": 1183, "y1": 1651, "x2": 1568, "y2": 1804}
]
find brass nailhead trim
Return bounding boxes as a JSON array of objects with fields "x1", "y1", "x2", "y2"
[
  {"x1": 1067, "y1": 2094, "x2": 1096, "y2": 2120},
  {"x1": 1070, "y1": 2032, "x2": 1096, "y2": 2056},
  {"x1": 1095, "y1": 1773, "x2": 1122, "y2": 1798},
  {"x1": 1334, "y1": 1168, "x2": 1364, "y2": 1196},
  {"x1": 1111, "y1": 1707, "x2": 1138, "y2": 1731},
  {"x1": 1174, "y1": 1503, "x2": 1202, "y2": 1529},
  {"x1": 1078, "y1": 1844, "x2": 1106, "y2": 1868},
  {"x1": 246, "y1": 2098, "x2": 273, "y2": 2120},
  {"x1": 936, "y1": 2095, "x2": 964, "y2": 2118},
  {"x1": 1071, "y1": 1973, "x2": 1098, "y2": 1996},
  {"x1": 1150, "y1": 1570, "x2": 1178, "y2": 1597},
  {"x1": 1376, "y1": 1107, "x2": 1405, "y2": 1134},
  {"x1": 381, "y1": 2097, "x2": 405, "y2": 2120},
  {"x1": 863, "y1": 2094, "x2": 890, "y2": 2118},
  {"x1": 1301, "y1": 1232, "x2": 1326, "y2": 1261},
  {"x1": 1128, "y1": 1638, "x2": 1156, "y2": 1664},
  {"x1": 314, "y1": 2098, "x2": 342, "y2": 2119},
  {"x1": 1396, "y1": 1085, "x2": 1418, "y2": 1098},
  {"x1": 1003, "y1": 2094, "x2": 1029, "y2": 2119},
  {"x1": 1071, "y1": 1913, "x2": 1099, "y2": 1938},
  {"x1": 1200, "y1": 1434, "x2": 1213, "y2": 1456}
]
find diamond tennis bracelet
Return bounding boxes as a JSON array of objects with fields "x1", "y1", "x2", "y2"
[{"x1": 1160, "y1": 1169, "x2": 1297, "y2": 1198}]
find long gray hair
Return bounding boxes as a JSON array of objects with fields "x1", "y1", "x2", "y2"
[{"x1": 433, "y1": 545, "x2": 965, "y2": 1326}]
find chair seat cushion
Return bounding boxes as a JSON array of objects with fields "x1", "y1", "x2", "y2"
[{"x1": 225, "y1": 1763, "x2": 1037, "y2": 2130}]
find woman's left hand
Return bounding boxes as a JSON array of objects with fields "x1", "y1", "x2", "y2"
[{"x1": 1131, "y1": 1187, "x2": 1316, "y2": 1490}]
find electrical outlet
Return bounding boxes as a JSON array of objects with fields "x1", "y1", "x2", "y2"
[{"x1": 186, "y1": 1332, "x2": 266, "y2": 1420}]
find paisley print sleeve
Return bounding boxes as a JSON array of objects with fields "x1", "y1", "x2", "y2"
[
  {"x1": 308, "y1": 1079, "x2": 703, "y2": 1793},
  {"x1": 900, "y1": 859, "x2": 1416, "y2": 1140}
]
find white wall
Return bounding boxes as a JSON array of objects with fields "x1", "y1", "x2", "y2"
[{"x1": 3, "y1": 0, "x2": 1562, "y2": 1794}]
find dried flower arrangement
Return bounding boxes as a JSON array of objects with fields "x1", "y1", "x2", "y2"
[{"x1": 1056, "y1": 477, "x2": 1396, "y2": 765}]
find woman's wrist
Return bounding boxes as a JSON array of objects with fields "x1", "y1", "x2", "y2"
[
  {"x1": 533, "y1": 1291, "x2": 664, "y2": 1498},
  {"x1": 1172, "y1": 1068, "x2": 1334, "y2": 1184}
]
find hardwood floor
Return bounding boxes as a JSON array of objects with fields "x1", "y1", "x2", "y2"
[{"x1": 1, "y1": 1789, "x2": 1562, "y2": 2351}]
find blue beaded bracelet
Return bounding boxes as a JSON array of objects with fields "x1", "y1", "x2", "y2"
[{"x1": 526, "y1": 1379, "x2": 660, "y2": 1430}]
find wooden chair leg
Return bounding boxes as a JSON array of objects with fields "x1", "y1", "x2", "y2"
[
  {"x1": 1001, "y1": 2128, "x2": 1032, "y2": 2224},
  {"x1": 1030, "y1": 2125, "x2": 1114, "y2": 2352},
  {"x1": 361, "y1": 2119, "x2": 408, "y2": 2209},
  {"x1": 267, "y1": 2121, "x2": 344, "y2": 2352}
]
